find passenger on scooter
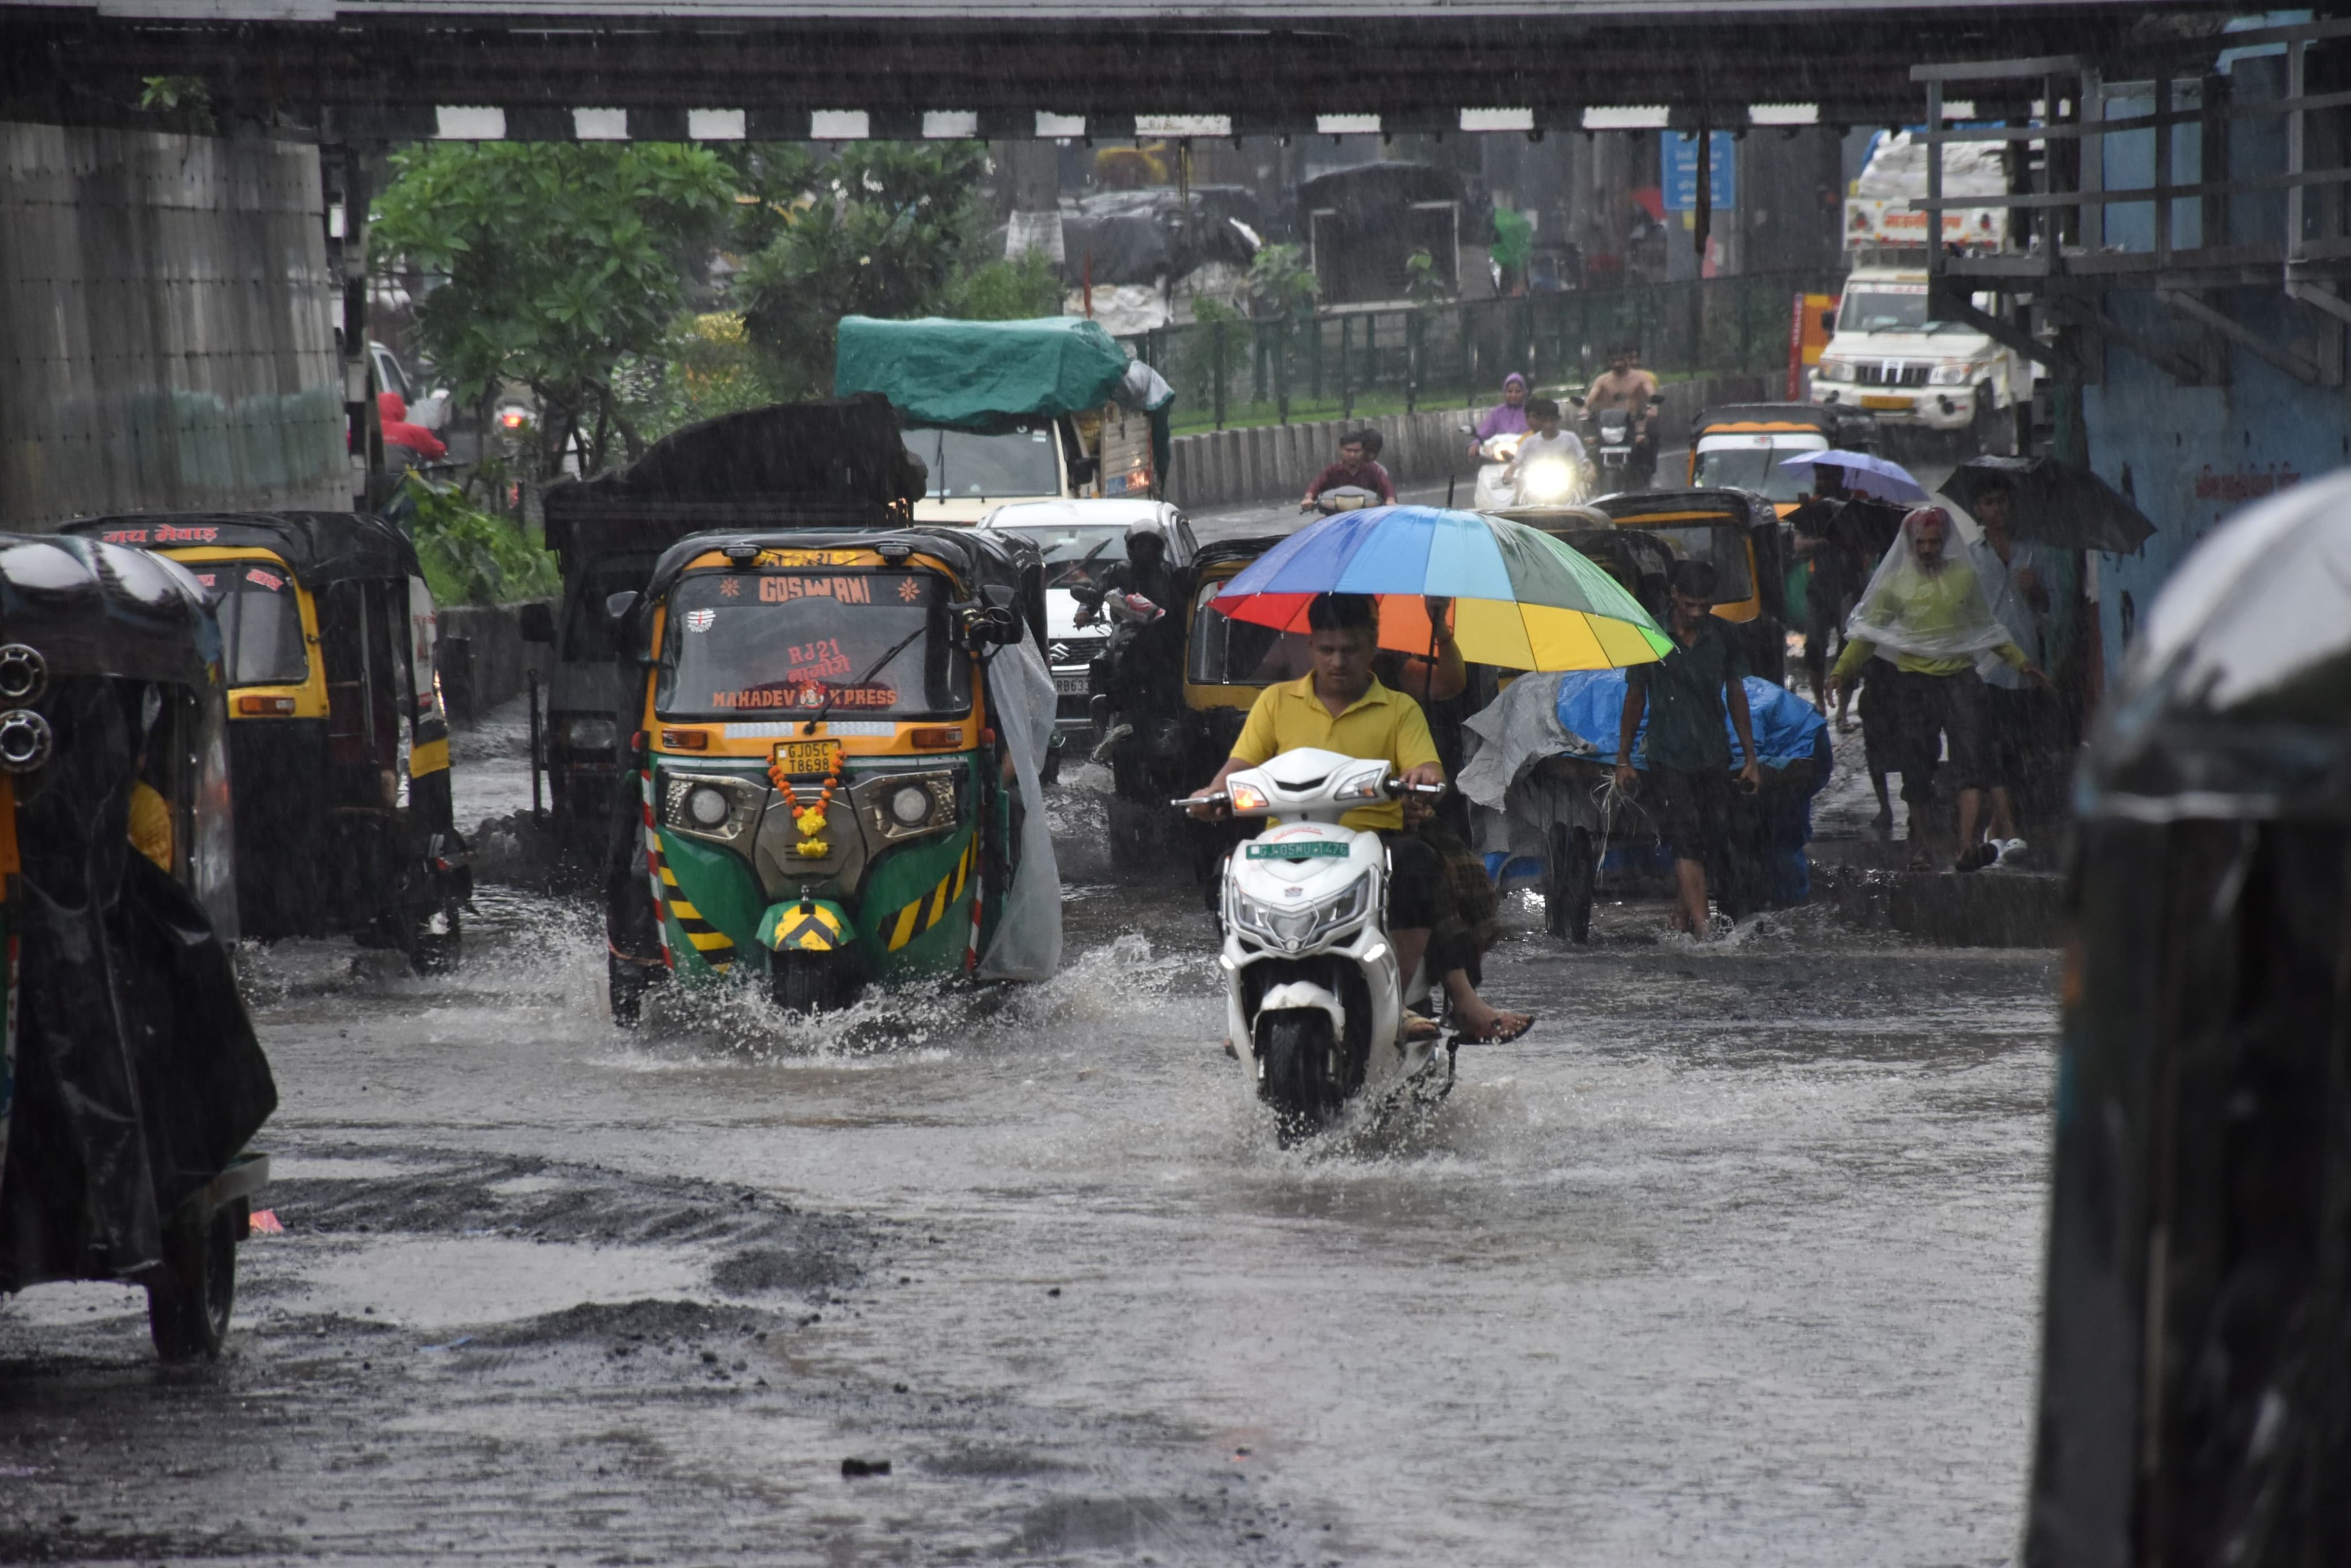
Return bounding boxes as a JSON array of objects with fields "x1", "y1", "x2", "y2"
[
  {"x1": 1190, "y1": 592, "x2": 1535, "y2": 1042},
  {"x1": 1465, "y1": 372, "x2": 1531, "y2": 459},
  {"x1": 1301, "y1": 431, "x2": 1396, "y2": 510}
]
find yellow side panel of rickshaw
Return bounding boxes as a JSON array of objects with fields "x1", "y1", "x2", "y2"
[
  {"x1": 1180, "y1": 560, "x2": 1275, "y2": 713},
  {"x1": 161, "y1": 547, "x2": 331, "y2": 720},
  {"x1": 410, "y1": 737, "x2": 451, "y2": 777},
  {"x1": 639, "y1": 550, "x2": 992, "y2": 762}
]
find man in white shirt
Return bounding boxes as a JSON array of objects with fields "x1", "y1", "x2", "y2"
[
  {"x1": 1500, "y1": 399, "x2": 1589, "y2": 499},
  {"x1": 1968, "y1": 479, "x2": 2054, "y2": 852}
]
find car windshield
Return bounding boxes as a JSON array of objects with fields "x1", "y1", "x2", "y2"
[
  {"x1": 903, "y1": 425, "x2": 1061, "y2": 500},
  {"x1": 187, "y1": 561, "x2": 308, "y2": 686},
  {"x1": 564, "y1": 553, "x2": 660, "y2": 662},
  {"x1": 1002, "y1": 525, "x2": 1132, "y2": 588},
  {"x1": 1188, "y1": 581, "x2": 1314, "y2": 686},
  {"x1": 1692, "y1": 441, "x2": 1824, "y2": 502},
  {"x1": 1614, "y1": 520, "x2": 1757, "y2": 602},
  {"x1": 654, "y1": 570, "x2": 968, "y2": 720},
  {"x1": 1838, "y1": 289, "x2": 1935, "y2": 333}
]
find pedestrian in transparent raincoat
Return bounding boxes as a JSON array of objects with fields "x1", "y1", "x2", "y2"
[{"x1": 1826, "y1": 506, "x2": 2050, "y2": 871}]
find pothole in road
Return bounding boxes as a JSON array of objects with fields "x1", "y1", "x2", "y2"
[{"x1": 294, "y1": 1236, "x2": 709, "y2": 1330}]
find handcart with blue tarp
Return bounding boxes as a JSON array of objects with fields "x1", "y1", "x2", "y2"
[{"x1": 1460, "y1": 667, "x2": 1832, "y2": 941}]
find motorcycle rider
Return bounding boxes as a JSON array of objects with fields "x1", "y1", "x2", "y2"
[
  {"x1": 1085, "y1": 526, "x2": 1185, "y2": 743},
  {"x1": 1190, "y1": 592, "x2": 1534, "y2": 1043},
  {"x1": 1582, "y1": 344, "x2": 1661, "y2": 483},
  {"x1": 1466, "y1": 372, "x2": 1532, "y2": 459},
  {"x1": 1500, "y1": 398, "x2": 1589, "y2": 494},
  {"x1": 1301, "y1": 430, "x2": 1396, "y2": 510}
]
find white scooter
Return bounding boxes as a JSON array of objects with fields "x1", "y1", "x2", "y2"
[
  {"x1": 1467, "y1": 431, "x2": 1525, "y2": 510},
  {"x1": 1176, "y1": 747, "x2": 1454, "y2": 1139}
]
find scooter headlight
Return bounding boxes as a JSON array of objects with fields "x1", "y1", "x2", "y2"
[{"x1": 1311, "y1": 878, "x2": 1372, "y2": 941}]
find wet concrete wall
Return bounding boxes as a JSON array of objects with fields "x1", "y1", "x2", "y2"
[
  {"x1": 437, "y1": 601, "x2": 556, "y2": 724},
  {"x1": 0, "y1": 122, "x2": 348, "y2": 530}
]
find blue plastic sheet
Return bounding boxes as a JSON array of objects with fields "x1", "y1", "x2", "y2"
[
  {"x1": 1551, "y1": 669, "x2": 1833, "y2": 907},
  {"x1": 1555, "y1": 669, "x2": 1829, "y2": 773}
]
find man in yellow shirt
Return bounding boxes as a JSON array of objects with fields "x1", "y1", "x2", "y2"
[{"x1": 1193, "y1": 593, "x2": 1532, "y2": 1042}]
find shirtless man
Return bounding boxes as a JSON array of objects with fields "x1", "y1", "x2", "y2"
[{"x1": 1581, "y1": 345, "x2": 1661, "y2": 485}]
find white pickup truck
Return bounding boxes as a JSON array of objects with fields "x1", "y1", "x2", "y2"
[
  {"x1": 1808, "y1": 131, "x2": 2029, "y2": 452},
  {"x1": 1809, "y1": 266, "x2": 2027, "y2": 451}
]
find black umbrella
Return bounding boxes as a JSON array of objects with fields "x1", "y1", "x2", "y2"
[{"x1": 1939, "y1": 455, "x2": 2156, "y2": 554}]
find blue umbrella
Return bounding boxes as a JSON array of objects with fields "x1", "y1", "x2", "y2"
[{"x1": 1778, "y1": 448, "x2": 1927, "y2": 504}]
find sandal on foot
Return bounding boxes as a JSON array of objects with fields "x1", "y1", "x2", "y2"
[
  {"x1": 1402, "y1": 1011, "x2": 1442, "y2": 1043},
  {"x1": 1458, "y1": 1012, "x2": 1536, "y2": 1045}
]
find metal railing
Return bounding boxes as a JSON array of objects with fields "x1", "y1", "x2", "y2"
[{"x1": 1123, "y1": 270, "x2": 1838, "y2": 432}]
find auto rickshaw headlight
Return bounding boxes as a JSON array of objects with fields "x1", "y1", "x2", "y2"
[
  {"x1": 888, "y1": 784, "x2": 934, "y2": 828},
  {"x1": 685, "y1": 784, "x2": 732, "y2": 829}
]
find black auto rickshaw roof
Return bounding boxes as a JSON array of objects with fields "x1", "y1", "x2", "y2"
[
  {"x1": 0, "y1": 532, "x2": 221, "y2": 688},
  {"x1": 61, "y1": 511, "x2": 420, "y2": 587},
  {"x1": 543, "y1": 396, "x2": 922, "y2": 566},
  {"x1": 1689, "y1": 402, "x2": 1876, "y2": 447},
  {"x1": 1592, "y1": 489, "x2": 1776, "y2": 529},
  {"x1": 2081, "y1": 470, "x2": 2351, "y2": 824}
]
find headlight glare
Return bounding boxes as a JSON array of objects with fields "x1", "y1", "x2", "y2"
[{"x1": 1228, "y1": 781, "x2": 1269, "y2": 814}]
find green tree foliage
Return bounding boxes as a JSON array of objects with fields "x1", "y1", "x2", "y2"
[
  {"x1": 733, "y1": 142, "x2": 995, "y2": 396},
  {"x1": 370, "y1": 142, "x2": 735, "y2": 475},
  {"x1": 942, "y1": 252, "x2": 1065, "y2": 322},
  {"x1": 391, "y1": 475, "x2": 560, "y2": 607},
  {"x1": 1247, "y1": 243, "x2": 1320, "y2": 320}
]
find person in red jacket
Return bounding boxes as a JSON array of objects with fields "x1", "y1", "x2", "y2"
[{"x1": 377, "y1": 391, "x2": 447, "y2": 463}]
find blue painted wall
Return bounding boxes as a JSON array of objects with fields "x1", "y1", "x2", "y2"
[{"x1": 2077, "y1": 41, "x2": 2349, "y2": 666}]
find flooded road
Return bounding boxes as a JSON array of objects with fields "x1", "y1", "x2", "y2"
[{"x1": 1, "y1": 771, "x2": 2055, "y2": 1565}]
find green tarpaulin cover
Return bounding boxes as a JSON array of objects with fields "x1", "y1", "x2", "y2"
[
  {"x1": 835, "y1": 315, "x2": 1162, "y2": 428},
  {"x1": 835, "y1": 314, "x2": 1173, "y2": 491}
]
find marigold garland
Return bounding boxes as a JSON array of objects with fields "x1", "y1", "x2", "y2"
[{"x1": 770, "y1": 751, "x2": 840, "y2": 860}]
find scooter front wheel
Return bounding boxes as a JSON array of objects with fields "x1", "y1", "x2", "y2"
[{"x1": 1257, "y1": 1010, "x2": 1340, "y2": 1143}]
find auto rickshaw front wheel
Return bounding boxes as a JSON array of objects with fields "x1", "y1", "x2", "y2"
[
  {"x1": 771, "y1": 952, "x2": 856, "y2": 1016},
  {"x1": 147, "y1": 1202, "x2": 239, "y2": 1362}
]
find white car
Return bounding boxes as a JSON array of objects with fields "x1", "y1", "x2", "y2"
[{"x1": 977, "y1": 498, "x2": 1197, "y2": 737}]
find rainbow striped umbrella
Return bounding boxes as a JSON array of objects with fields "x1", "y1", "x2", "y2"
[{"x1": 1211, "y1": 505, "x2": 1672, "y2": 670}]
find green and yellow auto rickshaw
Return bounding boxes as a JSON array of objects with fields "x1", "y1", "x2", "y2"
[
  {"x1": 0, "y1": 532, "x2": 275, "y2": 1361},
  {"x1": 63, "y1": 513, "x2": 470, "y2": 967},
  {"x1": 603, "y1": 527, "x2": 1052, "y2": 1020}
]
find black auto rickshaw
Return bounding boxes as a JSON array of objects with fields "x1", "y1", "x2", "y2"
[
  {"x1": 0, "y1": 533, "x2": 274, "y2": 1360},
  {"x1": 2023, "y1": 475, "x2": 2351, "y2": 1566},
  {"x1": 64, "y1": 513, "x2": 471, "y2": 967},
  {"x1": 602, "y1": 526, "x2": 1051, "y2": 1020},
  {"x1": 1587, "y1": 489, "x2": 1789, "y2": 683}
]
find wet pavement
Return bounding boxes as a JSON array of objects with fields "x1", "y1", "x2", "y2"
[{"x1": 1, "y1": 750, "x2": 2057, "y2": 1565}]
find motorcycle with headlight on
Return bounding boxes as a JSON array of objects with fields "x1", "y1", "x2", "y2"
[{"x1": 1174, "y1": 747, "x2": 1454, "y2": 1140}]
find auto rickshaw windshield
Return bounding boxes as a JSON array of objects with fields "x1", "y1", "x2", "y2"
[
  {"x1": 1619, "y1": 520, "x2": 1756, "y2": 601},
  {"x1": 654, "y1": 569, "x2": 971, "y2": 720},
  {"x1": 1188, "y1": 583, "x2": 1313, "y2": 686},
  {"x1": 185, "y1": 561, "x2": 309, "y2": 686},
  {"x1": 1692, "y1": 437, "x2": 1825, "y2": 502}
]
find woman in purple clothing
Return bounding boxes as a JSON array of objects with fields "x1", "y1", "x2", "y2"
[{"x1": 1466, "y1": 372, "x2": 1531, "y2": 457}]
